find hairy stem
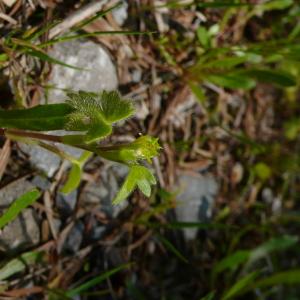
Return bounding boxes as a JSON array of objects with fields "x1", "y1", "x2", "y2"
[{"x1": 0, "y1": 128, "x2": 63, "y2": 143}]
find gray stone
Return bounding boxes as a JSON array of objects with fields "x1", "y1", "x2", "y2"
[
  {"x1": 63, "y1": 222, "x2": 84, "y2": 253},
  {"x1": 81, "y1": 162, "x2": 129, "y2": 217},
  {"x1": 19, "y1": 132, "x2": 84, "y2": 178},
  {"x1": 0, "y1": 209, "x2": 40, "y2": 252},
  {"x1": 112, "y1": 1, "x2": 128, "y2": 26},
  {"x1": 19, "y1": 143, "x2": 61, "y2": 178},
  {"x1": 47, "y1": 39, "x2": 118, "y2": 103},
  {"x1": 0, "y1": 178, "x2": 35, "y2": 207},
  {"x1": 31, "y1": 175, "x2": 51, "y2": 191},
  {"x1": 175, "y1": 173, "x2": 218, "y2": 240},
  {"x1": 56, "y1": 189, "x2": 78, "y2": 216}
]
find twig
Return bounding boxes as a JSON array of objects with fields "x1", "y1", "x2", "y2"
[
  {"x1": 49, "y1": 0, "x2": 108, "y2": 39},
  {"x1": 0, "y1": 12, "x2": 17, "y2": 24}
]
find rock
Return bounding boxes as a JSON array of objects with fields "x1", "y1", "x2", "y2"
[
  {"x1": 0, "y1": 178, "x2": 35, "y2": 207},
  {"x1": 0, "y1": 178, "x2": 40, "y2": 252},
  {"x1": 56, "y1": 189, "x2": 78, "y2": 216},
  {"x1": 47, "y1": 39, "x2": 118, "y2": 103},
  {"x1": 19, "y1": 143, "x2": 61, "y2": 178},
  {"x1": 31, "y1": 175, "x2": 51, "y2": 191},
  {"x1": 19, "y1": 132, "x2": 84, "y2": 178},
  {"x1": 63, "y1": 221, "x2": 84, "y2": 254},
  {"x1": 175, "y1": 173, "x2": 218, "y2": 241},
  {"x1": 112, "y1": 0, "x2": 128, "y2": 26},
  {"x1": 81, "y1": 161, "x2": 128, "y2": 217},
  {"x1": 0, "y1": 209, "x2": 40, "y2": 252}
]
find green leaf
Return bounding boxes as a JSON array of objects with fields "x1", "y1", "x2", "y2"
[
  {"x1": 66, "y1": 90, "x2": 134, "y2": 143},
  {"x1": 66, "y1": 264, "x2": 130, "y2": 297},
  {"x1": 207, "y1": 73, "x2": 256, "y2": 89},
  {"x1": 222, "y1": 271, "x2": 260, "y2": 300},
  {"x1": 239, "y1": 69, "x2": 296, "y2": 87},
  {"x1": 258, "y1": 0, "x2": 293, "y2": 11},
  {"x1": 203, "y1": 56, "x2": 251, "y2": 69},
  {"x1": 113, "y1": 165, "x2": 156, "y2": 205},
  {"x1": 0, "y1": 189, "x2": 41, "y2": 230},
  {"x1": 0, "y1": 103, "x2": 73, "y2": 131},
  {"x1": 0, "y1": 53, "x2": 8, "y2": 62},
  {"x1": 251, "y1": 269, "x2": 300, "y2": 289},
  {"x1": 199, "y1": 291, "x2": 216, "y2": 300},
  {"x1": 0, "y1": 251, "x2": 44, "y2": 281},
  {"x1": 253, "y1": 162, "x2": 271, "y2": 181},
  {"x1": 40, "y1": 31, "x2": 149, "y2": 48},
  {"x1": 61, "y1": 151, "x2": 92, "y2": 194},
  {"x1": 98, "y1": 90, "x2": 135, "y2": 123},
  {"x1": 245, "y1": 235, "x2": 298, "y2": 269},
  {"x1": 213, "y1": 250, "x2": 250, "y2": 274},
  {"x1": 189, "y1": 83, "x2": 206, "y2": 104},
  {"x1": 25, "y1": 48, "x2": 83, "y2": 70},
  {"x1": 197, "y1": 26, "x2": 211, "y2": 49},
  {"x1": 284, "y1": 118, "x2": 300, "y2": 140},
  {"x1": 197, "y1": 1, "x2": 251, "y2": 8},
  {"x1": 10, "y1": 37, "x2": 81, "y2": 70}
]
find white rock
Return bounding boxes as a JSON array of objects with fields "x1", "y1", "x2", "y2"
[
  {"x1": 47, "y1": 39, "x2": 118, "y2": 103},
  {"x1": 175, "y1": 173, "x2": 218, "y2": 241}
]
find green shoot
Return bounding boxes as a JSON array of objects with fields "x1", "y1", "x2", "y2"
[{"x1": 0, "y1": 90, "x2": 160, "y2": 204}]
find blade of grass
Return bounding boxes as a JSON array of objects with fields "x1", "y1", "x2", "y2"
[
  {"x1": 157, "y1": 235, "x2": 189, "y2": 264},
  {"x1": 0, "y1": 189, "x2": 41, "y2": 230},
  {"x1": 66, "y1": 263, "x2": 130, "y2": 297},
  {"x1": 71, "y1": 1, "x2": 122, "y2": 32},
  {"x1": 221, "y1": 271, "x2": 260, "y2": 300},
  {"x1": 0, "y1": 251, "x2": 44, "y2": 281},
  {"x1": 250, "y1": 269, "x2": 300, "y2": 289},
  {"x1": 40, "y1": 31, "x2": 153, "y2": 48}
]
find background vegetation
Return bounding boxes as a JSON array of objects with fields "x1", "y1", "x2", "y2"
[{"x1": 0, "y1": 0, "x2": 300, "y2": 299}]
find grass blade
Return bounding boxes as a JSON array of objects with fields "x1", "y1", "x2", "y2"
[
  {"x1": 0, "y1": 189, "x2": 41, "y2": 230},
  {"x1": 0, "y1": 251, "x2": 44, "y2": 281},
  {"x1": 157, "y1": 235, "x2": 189, "y2": 264},
  {"x1": 66, "y1": 264, "x2": 130, "y2": 297},
  {"x1": 222, "y1": 271, "x2": 260, "y2": 300}
]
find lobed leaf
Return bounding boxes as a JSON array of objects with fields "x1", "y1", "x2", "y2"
[
  {"x1": 113, "y1": 165, "x2": 156, "y2": 205},
  {"x1": 66, "y1": 90, "x2": 134, "y2": 143}
]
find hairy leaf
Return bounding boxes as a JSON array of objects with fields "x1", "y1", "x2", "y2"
[{"x1": 66, "y1": 90, "x2": 134, "y2": 143}]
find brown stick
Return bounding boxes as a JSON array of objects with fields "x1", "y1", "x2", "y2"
[{"x1": 3, "y1": 128, "x2": 63, "y2": 143}]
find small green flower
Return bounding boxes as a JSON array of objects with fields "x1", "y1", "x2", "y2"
[{"x1": 96, "y1": 135, "x2": 161, "y2": 165}]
